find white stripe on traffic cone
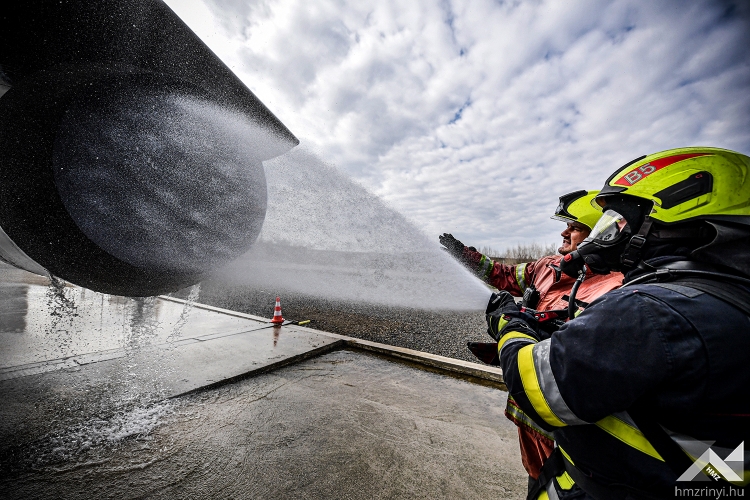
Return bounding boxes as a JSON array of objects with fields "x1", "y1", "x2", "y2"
[{"x1": 270, "y1": 296, "x2": 285, "y2": 324}]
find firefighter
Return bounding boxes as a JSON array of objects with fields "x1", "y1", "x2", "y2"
[
  {"x1": 490, "y1": 147, "x2": 750, "y2": 499},
  {"x1": 441, "y1": 190, "x2": 624, "y2": 482},
  {"x1": 440, "y1": 190, "x2": 623, "y2": 314}
]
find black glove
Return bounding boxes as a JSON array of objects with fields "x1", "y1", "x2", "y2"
[
  {"x1": 439, "y1": 233, "x2": 466, "y2": 259},
  {"x1": 485, "y1": 291, "x2": 539, "y2": 341},
  {"x1": 467, "y1": 342, "x2": 500, "y2": 365},
  {"x1": 486, "y1": 290, "x2": 518, "y2": 315}
]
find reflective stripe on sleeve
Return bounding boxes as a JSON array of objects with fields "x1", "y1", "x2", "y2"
[
  {"x1": 505, "y1": 397, "x2": 555, "y2": 441},
  {"x1": 477, "y1": 254, "x2": 494, "y2": 278},
  {"x1": 544, "y1": 478, "x2": 559, "y2": 500},
  {"x1": 498, "y1": 331, "x2": 537, "y2": 358},
  {"x1": 517, "y1": 344, "x2": 566, "y2": 427},
  {"x1": 540, "y1": 470, "x2": 576, "y2": 500},
  {"x1": 516, "y1": 342, "x2": 665, "y2": 462},
  {"x1": 532, "y1": 341, "x2": 589, "y2": 425},
  {"x1": 515, "y1": 263, "x2": 528, "y2": 293},
  {"x1": 595, "y1": 412, "x2": 664, "y2": 461}
]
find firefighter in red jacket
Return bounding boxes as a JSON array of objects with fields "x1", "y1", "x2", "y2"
[
  {"x1": 440, "y1": 190, "x2": 624, "y2": 480},
  {"x1": 440, "y1": 190, "x2": 622, "y2": 314}
]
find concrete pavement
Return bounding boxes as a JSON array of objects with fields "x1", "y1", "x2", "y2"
[{"x1": 0, "y1": 265, "x2": 526, "y2": 499}]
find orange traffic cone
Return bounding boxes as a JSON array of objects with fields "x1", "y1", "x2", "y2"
[{"x1": 270, "y1": 296, "x2": 285, "y2": 324}]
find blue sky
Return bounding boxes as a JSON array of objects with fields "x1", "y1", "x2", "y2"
[{"x1": 164, "y1": 0, "x2": 750, "y2": 253}]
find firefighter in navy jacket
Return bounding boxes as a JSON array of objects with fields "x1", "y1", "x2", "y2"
[{"x1": 490, "y1": 147, "x2": 750, "y2": 499}]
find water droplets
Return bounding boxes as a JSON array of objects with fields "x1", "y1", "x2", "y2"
[{"x1": 44, "y1": 275, "x2": 79, "y2": 357}]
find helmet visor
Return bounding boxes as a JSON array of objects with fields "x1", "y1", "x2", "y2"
[{"x1": 586, "y1": 209, "x2": 631, "y2": 244}]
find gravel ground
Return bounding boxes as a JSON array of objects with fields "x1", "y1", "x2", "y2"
[{"x1": 181, "y1": 279, "x2": 494, "y2": 363}]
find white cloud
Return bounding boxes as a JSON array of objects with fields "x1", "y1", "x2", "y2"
[{"x1": 165, "y1": 0, "x2": 750, "y2": 252}]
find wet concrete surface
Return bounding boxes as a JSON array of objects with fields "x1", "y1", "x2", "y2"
[
  {"x1": 0, "y1": 265, "x2": 339, "y2": 389},
  {"x1": 0, "y1": 264, "x2": 526, "y2": 498},
  {"x1": 1, "y1": 350, "x2": 526, "y2": 499},
  {"x1": 0, "y1": 264, "x2": 340, "y2": 463}
]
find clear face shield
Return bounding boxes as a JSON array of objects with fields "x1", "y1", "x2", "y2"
[{"x1": 581, "y1": 209, "x2": 631, "y2": 247}]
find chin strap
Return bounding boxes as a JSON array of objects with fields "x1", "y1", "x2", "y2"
[{"x1": 620, "y1": 217, "x2": 654, "y2": 268}]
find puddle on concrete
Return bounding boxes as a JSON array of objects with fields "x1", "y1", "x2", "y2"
[{"x1": 0, "y1": 266, "x2": 248, "y2": 369}]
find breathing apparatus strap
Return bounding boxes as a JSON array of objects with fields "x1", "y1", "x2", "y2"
[
  {"x1": 666, "y1": 277, "x2": 750, "y2": 318},
  {"x1": 561, "y1": 294, "x2": 589, "y2": 309},
  {"x1": 624, "y1": 266, "x2": 750, "y2": 317},
  {"x1": 621, "y1": 217, "x2": 653, "y2": 268}
]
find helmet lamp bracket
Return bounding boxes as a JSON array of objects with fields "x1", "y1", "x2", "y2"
[{"x1": 653, "y1": 171, "x2": 713, "y2": 210}]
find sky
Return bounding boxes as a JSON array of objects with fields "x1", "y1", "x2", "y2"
[{"x1": 164, "y1": 0, "x2": 750, "y2": 253}]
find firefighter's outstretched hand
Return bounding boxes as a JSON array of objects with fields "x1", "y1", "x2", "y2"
[
  {"x1": 439, "y1": 233, "x2": 466, "y2": 259},
  {"x1": 485, "y1": 291, "x2": 539, "y2": 342}
]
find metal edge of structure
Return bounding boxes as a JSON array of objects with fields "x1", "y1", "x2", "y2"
[
  {"x1": 342, "y1": 339, "x2": 506, "y2": 388},
  {"x1": 161, "y1": 295, "x2": 507, "y2": 389}
]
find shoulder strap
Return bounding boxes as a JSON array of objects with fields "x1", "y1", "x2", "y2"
[
  {"x1": 661, "y1": 277, "x2": 750, "y2": 317},
  {"x1": 526, "y1": 447, "x2": 565, "y2": 500}
]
